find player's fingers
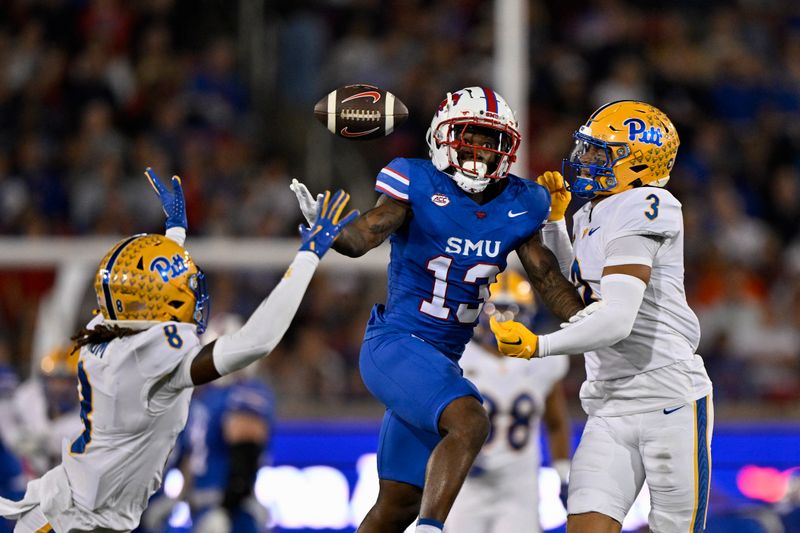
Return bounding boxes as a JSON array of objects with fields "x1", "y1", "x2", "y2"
[
  {"x1": 318, "y1": 190, "x2": 331, "y2": 218},
  {"x1": 337, "y1": 209, "x2": 360, "y2": 229},
  {"x1": 329, "y1": 190, "x2": 349, "y2": 223},
  {"x1": 489, "y1": 316, "x2": 507, "y2": 336},
  {"x1": 171, "y1": 175, "x2": 183, "y2": 195},
  {"x1": 145, "y1": 167, "x2": 165, "y2": 194},
  {"x1": 290, "y1": 179, "x2": 310, "y2": 200}
]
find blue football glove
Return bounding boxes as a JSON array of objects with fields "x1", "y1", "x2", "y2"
[
  {"x1": 299, "y1": 189, "x2": 359, "y2": 258},
  {"x1": 145, "y1": 167, "x2": 187, "y2": 230}
]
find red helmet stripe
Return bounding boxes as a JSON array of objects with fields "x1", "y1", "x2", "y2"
[{"x1": 481, "y1": 87, "x2": 498, "y2": 113}]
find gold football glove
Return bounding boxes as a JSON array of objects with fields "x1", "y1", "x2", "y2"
[
  {"x1": 536, "y1": 171, "x2": 571, "y2": 222},
  {"x1": 489, "y1": 316, "x2": 539, "y2": 359}
]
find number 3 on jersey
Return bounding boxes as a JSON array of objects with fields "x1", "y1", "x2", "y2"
[
  {"x1": 420, "y1": 256, "x2": 500, "y2": 323},
  {"x1": 645, "y1": 193, "x2": 660, "y2": 220}
]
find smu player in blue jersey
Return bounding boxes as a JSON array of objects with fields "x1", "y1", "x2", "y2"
[
  {"x1": 183, "y1": 366, "x2": 274, "y2": 533},
  {"x1": 293, "y1": 87, "x2": 584, "y2": 533}
]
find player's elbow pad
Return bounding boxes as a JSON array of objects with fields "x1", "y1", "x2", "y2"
[{"x1": 539, "y1": 274, "x2": 645, "y2": 356}]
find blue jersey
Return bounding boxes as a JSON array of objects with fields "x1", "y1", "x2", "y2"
[
  {"x1": 371, "y1": 158, "x2": 550, "y2": 357},
  {"x1": 185, "y1": 379, "x2": 275, "y2": 493}
]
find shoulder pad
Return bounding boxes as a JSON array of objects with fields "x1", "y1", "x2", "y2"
[
  {"x1": 132, "y1": 322, "x2": 200, "y2": 379},
  {"x1": 514, "y1": 178, "x2": 552, "y2": 227},
  {"x1": 607, "y1": 188, "x2": 681, "y2": 240}
]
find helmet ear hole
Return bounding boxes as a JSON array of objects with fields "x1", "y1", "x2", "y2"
[
  {"x1": 167, "y1": 300, "x2": 184, "y2": 309},
  {"x1": 629, "y1": 165, "x2": 648, "y2": 173},
  {"x1": 136, "y1": 257, "x2": 144, "y2": 270}
]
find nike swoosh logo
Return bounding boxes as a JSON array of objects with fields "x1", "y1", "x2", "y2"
[
  {"x1": 663, "y1": 405, "x2": 685, "y2": 415},
  {"x1": 508, "y1": 210, "x2": 528, "y2": 218},
  {"x1": 505, "y1": 338, "x2": 523, "y2": 345},
  {"x1": 340, "y1": 126, "x2": 380, "y2": 137},
  {"x1": 588, "y1": 227, "x2": 601, "y2": 235},
  {"x1": 341, "y1": 90, "x2": 382, "y2": 104}
]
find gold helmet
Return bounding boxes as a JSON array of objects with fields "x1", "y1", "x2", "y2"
[
  {"x1": 94, "y1": 234, "x2": 210, "y2": 332},
  {"x1": 40, "y1": 345, "x2": 79, "y2": 377},
  {"x1": 562, "y1": 100, "x2": 679, "y2": 199}
]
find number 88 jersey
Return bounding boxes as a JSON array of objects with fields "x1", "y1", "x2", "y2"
[
  {"x1": 371, "y1": 157, "x2": 551, "y2": 359},
  {"x1": 459, "y1": 341, "x2": 568, "y2": 469}
]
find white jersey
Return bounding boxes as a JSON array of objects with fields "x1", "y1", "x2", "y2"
[
  {"x1": 571, "y1": 187, "x2": 711, "y2": 415},
  {"x1": 448, "y1": 341, "x2": 568, "y2": 533},
  {"x1": 460, "y1": 341, "x2": 568, "y2": 471},
  {"x1": 52, "y1": 315, "x2": 199, "y2": 532}
]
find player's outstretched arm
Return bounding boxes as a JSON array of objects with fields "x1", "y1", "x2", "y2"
[
  {"x1": 291, "y1": 180, "x2": 409, "y2": 257},
  {"x1": 331, "y1": 194, "x2": 410, "y2": 257},
  {"x1": 517, "y1": 234, "x2": 584, "y2": 322},
  {"x1": 145, "y1": 167, "x2": 187, "y2": 246},
  {"x1": 184, "y1": 190, "x2": 359, "y2": 386}
]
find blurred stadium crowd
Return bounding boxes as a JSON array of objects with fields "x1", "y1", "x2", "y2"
[{"x1": 0, "y1": 0, "x2": 799, "y2": 417}]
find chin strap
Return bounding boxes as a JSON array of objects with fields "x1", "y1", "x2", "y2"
[
  {"x1": 452, "y1": 171, "x2": 490, "y2": 193},
  {"x1": 451, "y1": 161, "x2": 490, "y2": 193}
]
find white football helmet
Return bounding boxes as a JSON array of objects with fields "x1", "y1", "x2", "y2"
[{"x1": 426, "y1": 87, "x2": 521, "y2": 193}]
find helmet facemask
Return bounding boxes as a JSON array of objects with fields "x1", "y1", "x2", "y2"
[
  {"x1": 189, "y1": 269, "x2": 211, "y2": 334},
  {"x1": 562, "y1": 127, "x2": 630, "y2": 199}
]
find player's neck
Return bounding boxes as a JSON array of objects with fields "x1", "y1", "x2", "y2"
[{"x1": 467, "y1": 179, "x2": 507, "y2": 205}]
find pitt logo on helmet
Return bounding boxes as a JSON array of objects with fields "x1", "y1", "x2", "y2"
[
  {"x1": 94, "y1": 234, "x2": 210, "y2": 333},
  {"x1": 150, "y1": 254, "x2": 189, "y2": 282},
  {"x1": 562, "y1": 100, "x2": 679, "y2": 199},
  {"x1": 623, "y1": 118, "x2": 663, "y2": 147}
]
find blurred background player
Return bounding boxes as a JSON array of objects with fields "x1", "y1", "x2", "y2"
[
  {"x1": 491, "y1": 101, "x2": 713, "y2": 533},
  {"x1": 0, "y1": 356, "x2": 24, "y2": 533},
  {"x1": 447, "y1": 270, "x2": 571, "y2": 533},
  {"x1": 292, "y1": 86, "x2": 584, "y2": 533},
  {"x1": 182, "y1": 313, "x2": 274, "y2": 533},
  {"x1": 0, "y1": 169, "x2": 357, "y2": 533},
  {"x1": 2, "y1": 345, "x2": 82, "y2": 477}
]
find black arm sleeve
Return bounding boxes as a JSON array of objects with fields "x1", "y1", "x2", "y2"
[{"x1": 222, "y1": 441, "x2": 262, "y2": 512}]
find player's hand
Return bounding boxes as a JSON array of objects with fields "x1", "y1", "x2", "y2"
[
  {"x1": 560, "y1": 300, "x2": 606, "y2": 328},
  {"x1": 299, "y1": 189, "x2": 359, "y2": 258},
  {"x1": 290, "y1": 178, "x2": 323, "y2": 226},
  {"x1": 537, "y1": 171, "x2": 571, "y2": 221},
  {"x1": 145, "y1": 167, "x2": 187, "y2": 230},
  {"x1": 489, "y1": 316, "x2": 538, "y2": 359}
]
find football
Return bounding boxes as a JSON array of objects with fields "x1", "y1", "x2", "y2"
[{"x1": 314, "y1": 84, "x2": 408, "y2": 140}]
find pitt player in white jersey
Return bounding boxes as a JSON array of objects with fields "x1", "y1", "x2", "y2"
[
  {"x1": 490, "y1": 101, "x2": 713, "y2": 533},
  {"x1": 447, "y1": 271, "x2": 571, "y2": 533},
  {"x1": 0, "y1": 169, "x2": 358, "y2": 533}
]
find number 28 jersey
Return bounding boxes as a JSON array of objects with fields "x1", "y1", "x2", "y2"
[{"x1": 368, "y1": 158, "x2": 550, "y2": 358}]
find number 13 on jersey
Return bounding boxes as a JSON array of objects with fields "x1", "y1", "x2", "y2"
[{"x1": 420, "y1": 256, "x2": 500, "y2": 323}]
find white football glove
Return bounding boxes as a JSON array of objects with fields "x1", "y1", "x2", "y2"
[
  {"x1": 290, "y1": 178, "x2": 323, "y2": 226},
  {"x1": 560, "y1": 300, "x2": 606, "y2": 328}
]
